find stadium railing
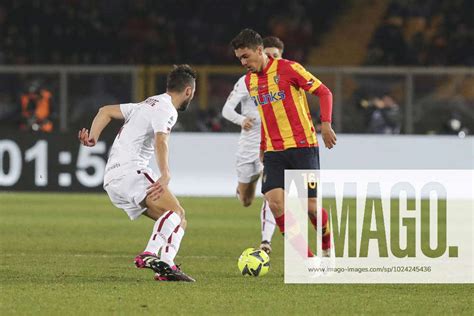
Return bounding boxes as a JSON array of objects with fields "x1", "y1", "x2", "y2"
[{"x1": 0, "y1": 66, "x2": 472, "y2": 134}]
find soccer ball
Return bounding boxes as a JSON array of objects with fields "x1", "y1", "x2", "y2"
[{"x1": 237, "y1": 248, "x2": 270, "y2": 277}]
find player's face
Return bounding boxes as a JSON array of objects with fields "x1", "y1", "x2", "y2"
[
  {"x1": 178, "y1": 83, "x2": 195, "y2": 112},
  {"x1": 264, "y1": 47, "x2": 282, "y2": 59},
  {"x1": 234, "y1": 46, "x2": 264, "y2": 73}
]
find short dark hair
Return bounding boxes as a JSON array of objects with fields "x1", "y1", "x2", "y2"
[
  {"x1": 263, "y1": 36, "x2": 284, "y2": 53},
  {"x1": 166, "y1": 64, "x2": 196, "y2": 92},
  {"x1": 230, "y1": 28, "x2": 263, "y2": 50}
]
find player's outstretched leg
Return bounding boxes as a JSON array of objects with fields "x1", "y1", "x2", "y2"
[
  {"x1": 259, "y1": 199, "x2": 275, "y2": 254},
  {"x1": 154, "y1": 219, "x2": 193, "y2": 281},
  {"x1": 160, "y1": 219, "x2": 186, "y2": 267},
  {"x1": 135, "y1": 187, "x2": 195, "y2": 282},
  {"x1": 266, "y1": 188, "x2": 315, "y2": 258},
  {"x1": 236, "y1": 173, "x2": 260, "y2": 207},
  {"x1": 134, "y1": 207, "x2": 181, "y2": 273}
]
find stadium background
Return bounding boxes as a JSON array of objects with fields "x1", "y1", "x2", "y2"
[
  {"x1": 0, "y1": 0, "x2": 473, "y2": 314},
  {"x1": 1, "y1": 0, "x2": 472, "y2": 192}
]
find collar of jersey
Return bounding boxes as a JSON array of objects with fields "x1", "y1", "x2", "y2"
[{"x1": 163, "y1": 93, "x2": 173, "y2": 101}]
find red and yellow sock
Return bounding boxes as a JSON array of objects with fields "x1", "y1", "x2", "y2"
[
  {"x1": 275, "y1": 213, "x2": 314, "y2": 258},
  {"x1": 309, "y1": 208, "x2": 331, "y2": 250}
]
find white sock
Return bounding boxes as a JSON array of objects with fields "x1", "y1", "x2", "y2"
[
  {"x1": 160, "y1": 226, "x2": 185, "y2": 267},
  {"x1": 261, "y1": 200, "x2": 276, "y2": 243},
  {"x1": 144, "y1": 211, "x2": 181, "y2": 255}
]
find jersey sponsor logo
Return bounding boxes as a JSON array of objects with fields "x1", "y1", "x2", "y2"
[
  {"x1": 105, "y1": 163, "x2": 120, "y2": 173},
  {"x1": 144, "y1": 98, "x2": 158, "y2": 107},
  {"x1": 251, "y1": 91, "x2": 286, "y2": 106}
]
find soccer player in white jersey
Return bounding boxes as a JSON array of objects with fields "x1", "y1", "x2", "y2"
[
  {"x1": 78, "y1": 65, "x2": 196, "y2": 282},
  {"x1": 221, "y1": 37, "x2": 285, "y2": 254}
]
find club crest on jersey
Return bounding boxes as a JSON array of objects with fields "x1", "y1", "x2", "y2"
[
  {"x1": 274, "y1": 75, "x2": 280, "y2": 84},
  {"x1": 251, "y1": 91, "x2": 286, "y2": 106}
]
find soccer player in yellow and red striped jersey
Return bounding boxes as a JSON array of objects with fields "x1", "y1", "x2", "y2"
[{"x1": 231, "y1": 29, "x2": 337, "y2": 258}]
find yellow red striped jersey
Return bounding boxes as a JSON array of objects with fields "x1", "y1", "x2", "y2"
[{"x1": 245, "y1": 58, "x2": 321, "y2": 152}]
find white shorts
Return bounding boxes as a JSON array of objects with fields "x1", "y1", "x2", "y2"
[
  {"x1": 103, "y1": 169, "x2": 156, "y2": 220},
  {"x1": 236, "y1": 157, "x2": 262, "y2": 183}
]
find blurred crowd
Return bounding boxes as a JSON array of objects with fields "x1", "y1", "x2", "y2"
[
  {"x1": 366, "y1": 0, "x2": 474, "y2": 66},
  {"x1": 360, "y1": 94, "x2": 401, "y2": 134},
  {"x1": 0, "y1": 0, "x2": 344, "y2": 65},
  {"x1": 0, "y1": 0, "x2": 472, "y2": 135}
]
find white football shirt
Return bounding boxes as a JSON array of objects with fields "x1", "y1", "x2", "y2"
[
  {"x1": 222, "y1": 75, "x2": 261, "y2": 163},
  {"x1": 104, "y1": 93, "x2": 177, "y2": 185}
]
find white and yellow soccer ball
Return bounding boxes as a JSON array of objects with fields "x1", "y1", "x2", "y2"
[{"x1": 237, "y1": 248, "x2": 270, "y2": 277}]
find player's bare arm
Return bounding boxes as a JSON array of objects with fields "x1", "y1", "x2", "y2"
[{"x1": 78, "y1": 104, "x2": 123, "y2": 146}]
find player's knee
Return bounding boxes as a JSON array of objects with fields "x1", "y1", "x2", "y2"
[
  {"x1": 180, "y1": 218, "x2": 187, "y2": 230},
  {"x1": 242, "y1": 201, "x2": 252, "y2": 207},
  {"x1": 172, "y1": 205, "x2": 185, "y2": 220},
  {"x1": 268, "y1": 200, "x2": 284, "y2": 214},
  {"x1": 307, "y1": 198, "x2": 317, "y2": 213},
  {"x1": 241, "y1": 197, "x2": 253, "y2": 207}
]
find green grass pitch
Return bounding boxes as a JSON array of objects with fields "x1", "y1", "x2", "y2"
[{"x1": 0, "y1": 193, "x2": 472, "y2": 315}]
